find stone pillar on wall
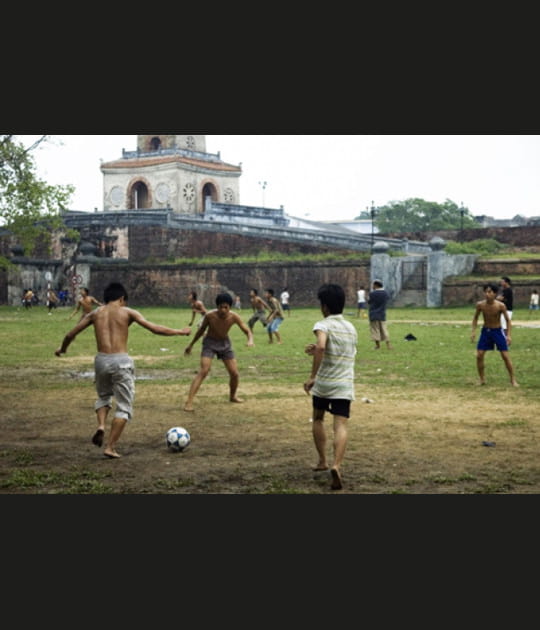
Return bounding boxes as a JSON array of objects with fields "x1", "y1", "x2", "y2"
[
  {"x1": 370, "y1": 241, "x2": 402, "y2": 302},
  {"x1": 426, "y1": 236, "x2": 447, "y2": 307}
]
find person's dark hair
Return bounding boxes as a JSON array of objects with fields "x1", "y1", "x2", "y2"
[
  {"x1": 483, "y1": 282, "x2": 499, "y2": 293},
  {"x1": 266, "y1": 288, "x2": 274, "y2": 296},
  {"x1": 216, "y1": 292, "x2": 233, "y2": 307},
  {"x1": 317, "y1": 283, "x2": 345, "y2": 314},
  {"x1": 501, "y1": 276, "x2": 511, "y2": 285},
  {"x1": 373, "y1": 280, "x2": 383, "y2": 289},
  {"x1": 190, "y1": 291, "x2": 197, "y2": 299},
  {"x1": 250, "y1": 288, "x2": 258, "y2": 295},
  {"x1": 104, "y1": 282, "x2": 128, "y2": 304}
]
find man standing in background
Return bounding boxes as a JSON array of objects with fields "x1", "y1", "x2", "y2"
[{"x1": 368, "y1": 280, "x2": 392, "y2": 350}]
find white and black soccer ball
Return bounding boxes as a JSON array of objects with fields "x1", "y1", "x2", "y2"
[{"x1": 166, "y1": 426, "x2": 191, "y2": 452}]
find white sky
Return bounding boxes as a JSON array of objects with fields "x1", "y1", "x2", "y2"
[{"x1": 15, "y1": 134, "x2": 540, "y2": 221}]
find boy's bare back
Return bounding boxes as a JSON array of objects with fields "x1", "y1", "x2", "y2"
[{"x1": 56, "y1": 299, "x2": 191, "y2": 357}]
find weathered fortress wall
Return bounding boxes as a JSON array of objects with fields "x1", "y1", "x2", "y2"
[{"x1": 2, "y1": 221, "x2": 540, "y2": 308}]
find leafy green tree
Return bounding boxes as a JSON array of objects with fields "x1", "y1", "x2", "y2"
[
  {"x1": 0, "y1": 135, "x2": 75, "y2": 264},
  {"x1": 356, "y1": 198, "x2": 478, "y2": 233}
]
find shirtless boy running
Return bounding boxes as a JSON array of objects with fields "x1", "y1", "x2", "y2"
[
  {"x1": 68, "y1": 287, "x2": 103, "y2": 321},
  {"x1": 55, "y1": 282, "x2": 191, "y2": 458},
  {"x1": 183, "y1": 292, "x2": 254, "y2": 411},
  {"x1": 187, "y1": 291, "x2": 207, "y2": 327},
  {"x1": 471, "y1": 282, "x2": 518, "y2": 387}
]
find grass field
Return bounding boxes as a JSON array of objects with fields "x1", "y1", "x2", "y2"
[{"x1": 1, "y1": 302, "x2": 539, "y2": 494}]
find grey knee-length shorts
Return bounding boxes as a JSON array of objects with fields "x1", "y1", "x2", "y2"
[{"x1": 94, "y1": 353, "x2": 135, "y2": 421}]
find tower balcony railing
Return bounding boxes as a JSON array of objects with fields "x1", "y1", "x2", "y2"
[{"x1": 121, "y1": 147, "x2": 223, "y2": 163}]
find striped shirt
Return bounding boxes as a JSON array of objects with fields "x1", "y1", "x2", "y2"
[{"x1": 311, "y1": 314, "x2": 357, "y2": 401}]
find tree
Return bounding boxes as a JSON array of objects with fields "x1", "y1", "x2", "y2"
[
  {"x1": 355, "y1": 198, "x2": 478, "y2": 233},
  {"x1": 0, "y1": 135, "x2": 75, "y2": 264}
]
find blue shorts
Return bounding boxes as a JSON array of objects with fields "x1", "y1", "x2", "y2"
[
  {"x1": 477, "y1": 327, "x2": 508, "y2": 352},
  {"x1": 267, "y1": 317, "x2": 283, "y2": 333}
]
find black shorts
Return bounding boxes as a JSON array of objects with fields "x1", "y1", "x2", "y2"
[{"x1": 312, "y1": 395, "x2": 351, "y2": 418}]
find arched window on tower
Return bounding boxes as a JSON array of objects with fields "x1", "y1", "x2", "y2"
[
  {"x1": 150, "y1": 137, "x2": 161, "y2": 152},
  {"x1": 130, "y1": 181, "x2": 150, "y2": 209}
]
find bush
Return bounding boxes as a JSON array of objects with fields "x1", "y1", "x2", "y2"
[{"x1": 444, "y1": 238, "x2": 506, "y2": 256}]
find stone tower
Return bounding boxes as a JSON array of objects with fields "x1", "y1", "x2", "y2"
[{"x1": 100, "y1": 134, "x2": 242, "y2": 215}]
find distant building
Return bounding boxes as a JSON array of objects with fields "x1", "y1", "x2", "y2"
[
  {"x1": 474, "y1": 214, "x2": 531, "y2": 228},
  {"x1": 100, "y1": 134, "x2": 241, "y2": 216}
]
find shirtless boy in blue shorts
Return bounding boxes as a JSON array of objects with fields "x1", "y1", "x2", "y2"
[
  {"x1": 471, "y1": 282, "x2": 518, "y2": 387},
  {"x1": 183, "y1": 292, "x2": 254, "y2": 411},
  {"x1": 55, "y1": 282, "x2": 192, "y2": 458}
]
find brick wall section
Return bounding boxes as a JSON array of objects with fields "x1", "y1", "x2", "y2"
[
  {"x1": 89, "y1": 260, "x2": 371, "y2": 308},
  {"x1": 386, "y1": 225, "x2": 540, "y2": 248},
  {"x1": 126, "y1": 225, "x2": 358, "y2": 263}
]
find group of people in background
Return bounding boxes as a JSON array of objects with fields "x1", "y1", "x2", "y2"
[{"x1": 21, "y1": 286, "x2": 89, "y2": 311}]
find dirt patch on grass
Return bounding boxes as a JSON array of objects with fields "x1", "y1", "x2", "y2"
[{"x1": 2, "y1": 375, "x2": 538, "y2": 494}]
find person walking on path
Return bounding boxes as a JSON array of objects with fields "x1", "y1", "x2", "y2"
[
  {"x1": 183, "y1": 292, "x2": 254, "y2": 412},
  {"x1": 368, "y1": 280, "x2": 392, "y2": 350},
  {"x1": 304, "y1": 283, "x2": 358, "y2": 491},
  {"x1": 497, "y1": 276, "x2": 513, "y2": 333},
  {"x1": 529, "y1": 288, "x2": 539, "y2": 317},
  {"x1": 471, "y1": 282, "x2": 518, "y2": 387},
  {"x1": 55, "y1": 281, "x2": 192, "y2": 459},
  {"x1": 280, "y1": 287, "x2": 291, "y2": 316},
  {"x1": 357, "y1": 286, "x2": 367, "y2": 318}
]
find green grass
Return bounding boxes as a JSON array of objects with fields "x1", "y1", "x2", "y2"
[
  {"x1": 2, "y1": 303, "x2": 539, "y2": 494},
  {"x1": 1, "y1": 303, "x2": 538, "y2": 392}
]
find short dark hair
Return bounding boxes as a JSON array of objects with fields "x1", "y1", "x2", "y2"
[
  {"x1": 266, "y1": 288, "x2": 274, "y2": 296},
  {"x1": 317, "y1": 283, "x2": 345, "y2": 314},
  {"x1": 483, "y1": 283, "x2": 499, "y2": 293},
  {"x1": 103, "y1": 282, "x2": 128, "y2": 304},
  {"x1": 501, "y1": 276, "x2": 511, "y2": 285},
  {"x1": 216, "y1": 292, "x2": 233, "y2": 306}
]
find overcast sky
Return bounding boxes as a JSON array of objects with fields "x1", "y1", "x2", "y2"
[{"x1": 16, "y1": 134, "x2": 540, "y2": 221}]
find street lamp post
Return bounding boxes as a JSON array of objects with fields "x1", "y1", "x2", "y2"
[
  {"x1": 258, "y1": 181, "x2": 267, "y2": 208},
  {"x1": 370, "y1": 201, "x2": 376, "y2": 254}
]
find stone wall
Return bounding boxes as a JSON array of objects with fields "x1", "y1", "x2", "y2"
[
  {"x1": 126, "y1": 225, "x2": 357, "y2": 263},
  {"x1": 88, "y1": 260, "x2": 371, "y2": 308}
]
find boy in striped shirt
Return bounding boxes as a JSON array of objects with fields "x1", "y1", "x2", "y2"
[{"x1": 304, "y1": 283, "x2": 358, "y2": 490}]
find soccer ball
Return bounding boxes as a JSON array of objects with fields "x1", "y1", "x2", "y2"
[{"x1": 166, "y1": 426, "x2": 191, "y2": 452}]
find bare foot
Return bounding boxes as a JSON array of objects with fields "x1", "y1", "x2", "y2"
[
  {"x1": 477, "y1": 381, "x2": 486, "y2": 386},
  {"x1": 92, "y1": 428, "x2": 104, "y2": 447},
  {"x1": 312, "y1": 465, "x2": 329, "y2": 472},
  {"x1": 511, "y1": 380, "x2": 520, "y2": 387},
  {"x1": 330, "y1": 467, "x2": 343, "y2": 490},
  {"x1": 104, "y1": 450, "x2": 121, "y2": 459},
  {"x1": 183, "y1": 404, "x2": 194, "y2": 412},
  {"x1": 230, "y1": 397, "x2": 244, "y2": 404}
]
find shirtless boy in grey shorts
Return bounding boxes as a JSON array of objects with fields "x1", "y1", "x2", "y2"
[
  {"x1": 55, "y1": 282, "x2": 191, "y2": 458},
  {"x1": 184, "y1": 292, "x2": 254, "y2": 411}
]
